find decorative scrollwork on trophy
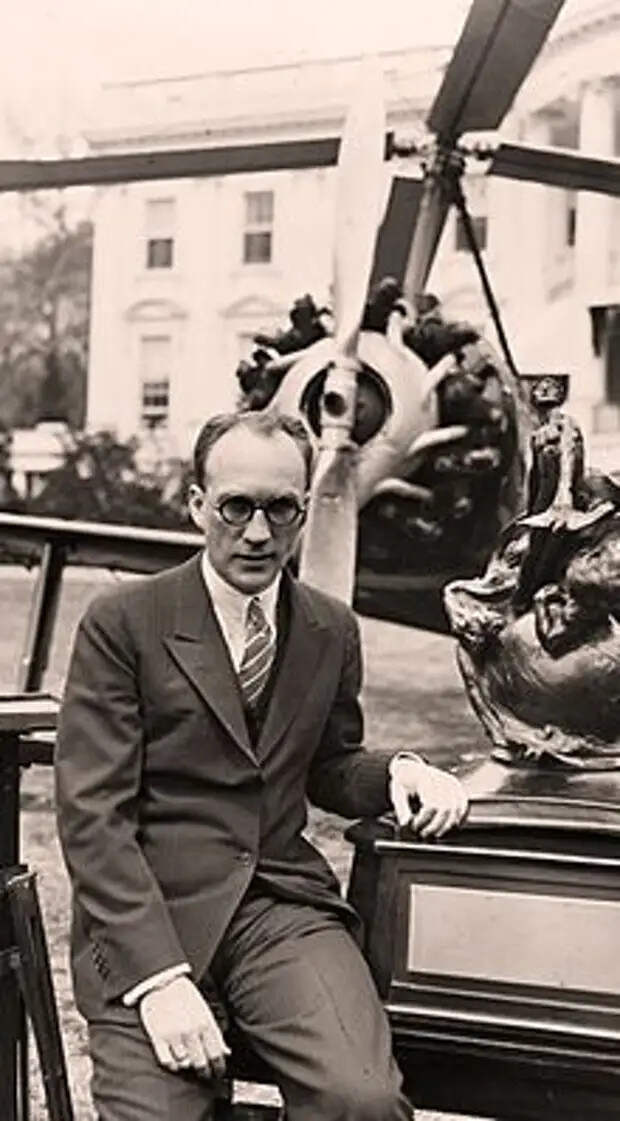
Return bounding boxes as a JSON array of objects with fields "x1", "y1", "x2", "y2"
[{"x1": 444, "y1": 374, "x2": 620, "y2": 771}]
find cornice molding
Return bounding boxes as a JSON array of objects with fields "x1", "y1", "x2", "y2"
[
  {"x1": 84, "y1": 9, "x2": 620, "y2": 155},
  {"x1": 546, "y1": 3, "x2": 620, "y2": 56},
  {"x1": 513, "y1": 7, "x2": 620, "y2": 117},
  {"x1": 87, "y1": 101, "x2": 427, "y2": 155},
  {"x1": 102, "y1": 44, "x2": 448, "y2": 92}
]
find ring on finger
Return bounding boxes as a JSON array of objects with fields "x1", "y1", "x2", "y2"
[{"x1": 170, "y1": 1044, "x2": 191, "y2": 1066}]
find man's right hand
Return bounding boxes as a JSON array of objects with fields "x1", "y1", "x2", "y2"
[{"x1": 139, "y1": 976, "x2": 230, "y2": 1078}]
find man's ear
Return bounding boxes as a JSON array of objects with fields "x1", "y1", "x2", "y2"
[{"x1": 187, "y1": 483, "x2": 208, "y2": 532}]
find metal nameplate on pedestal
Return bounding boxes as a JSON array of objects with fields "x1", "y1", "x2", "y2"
[
  {"x1": 379, "y1": 825, "x2": 620, "y2": 1046},
  {"x1": 407, "y1": 883, "x2": 620, "y2": 998}
]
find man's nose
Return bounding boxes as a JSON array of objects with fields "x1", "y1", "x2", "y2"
[{"x1": 243, "y1": 507, "x2": 272, "y2": 542}]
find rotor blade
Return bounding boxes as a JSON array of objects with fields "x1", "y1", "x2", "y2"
[
  {"x1": 370, "y1": 176, "x2": 424, "y2": 288},
  {"x1": 300, "y1": 61, "x2": 385, "y2": 602},
  {"x1": 428, "y1": 0, "x2": 565, "y2": 140},
  {"x1": 299, "y1": 448, "x2": 359, "y2": 602},
  {"x1": 333, "y1": 61, "x2": 386, "y2": 355},
  {"x1": 0, "y1": 137, "x2": 344, "y2": 193},
  {"x1": 401, "y1": 175, "x2": 450, "y2": 298},
  {"x1": 488, "y1": 142, "x2": 620, "y2": 196}
]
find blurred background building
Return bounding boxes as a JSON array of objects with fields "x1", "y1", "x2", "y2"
[{"x1": 83, "y1": 0, "x2": 620, "y2": 468}]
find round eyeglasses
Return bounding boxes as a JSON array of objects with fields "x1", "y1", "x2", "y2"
[{"x1": 211, "y1": 494, "x2": 305, "y2": 528}]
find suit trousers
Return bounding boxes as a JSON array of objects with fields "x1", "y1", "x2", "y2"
[{"x1": 87, "y1": 891, "x2": 413, "y2": 1121}]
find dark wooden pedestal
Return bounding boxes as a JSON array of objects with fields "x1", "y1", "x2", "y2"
[{"x1": 347, "y1": 760, "x2": 620, "y2": 1121}]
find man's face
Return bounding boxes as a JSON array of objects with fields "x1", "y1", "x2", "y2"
[{"x1": 188, "y1": 427, "x2": 307, "y2": 594}]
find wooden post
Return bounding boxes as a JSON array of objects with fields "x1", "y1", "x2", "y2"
[
  {"x1": 0, "y1": 696, "x2": 59, "y2": 1121},
  {"x1": 7, "y1": 870, "x2": 74, "y2": 1121},
  {"x1": 0, "y1": 733, "x2": 21, "y2": 1121},
  {"x1": 17, "y1": 542, "x2": 66, "y2": 694}
]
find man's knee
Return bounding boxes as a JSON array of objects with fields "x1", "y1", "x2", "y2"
[
  {"x1": 313, "y1": 1067, "x2": 411, "y2": 1121},
  {"x1": 89, "y1": 1016, "x2": 215, "y2": 1121}
]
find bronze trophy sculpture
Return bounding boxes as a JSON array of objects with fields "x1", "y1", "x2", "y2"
[{"x1": 444, "y1": 374, "x2": 620, "y2": 772}]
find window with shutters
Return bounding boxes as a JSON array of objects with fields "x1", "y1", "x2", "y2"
[
  {"x1": 140, "y1": 336, "x2": 171, "y2": 427},
  {"x1": 145, "y1": 198, "x2": 176, "y2": 269},
  {"x1": 243, "y1": 190, "x2": 274, "y2": 264},
  {"x1": 455, "y1": 214, "x2": 488, "y2": 252}
]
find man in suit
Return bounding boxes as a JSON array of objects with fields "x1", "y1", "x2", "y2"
[{"x1": 56, "y1": 410, "x2": 468, "y2": 1121}]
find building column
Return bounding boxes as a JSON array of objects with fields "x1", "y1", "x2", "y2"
[
  {"x1": 575, "y1": 78, "x2": 616, "y2": 301},
  {"x1": 490, "y1": 110, "x2": 559, "y2": 379}
]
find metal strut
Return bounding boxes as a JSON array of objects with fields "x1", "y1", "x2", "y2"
[{"x1": 451, "y1": 177, "x2": 519, "y2": 378}]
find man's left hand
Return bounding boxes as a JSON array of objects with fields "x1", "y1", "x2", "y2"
[{"x1": 389, "y1": 755, "x2": 468, "y2": 838}]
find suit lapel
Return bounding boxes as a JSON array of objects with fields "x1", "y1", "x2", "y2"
[
  {"x1": 257, "y1": 574, "x2": 330, "y2": 758},
  {"x1": 163, "y1": 556, "x2": 255, "y2": 763}
]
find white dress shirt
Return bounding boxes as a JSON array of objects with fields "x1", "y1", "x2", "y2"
[
  {"x1": 123, "y1": 553, "x2": 281, "y2": 1007},
  {"x1": 200, "y1": 551, "x2": 280, "y2": 670}
]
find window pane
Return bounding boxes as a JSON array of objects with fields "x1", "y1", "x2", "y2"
[
  {"x1": 141, "y1": 376, "x2": 170, "y2": 428},
  {"x1": 245, "y1": 190, "x2": 273, "y2": 226},
  {"x1": 243, "y1": 230, "x2": 272, "y2": 264},
  {"x1": 142, "y1": 379, "x2": 169, "y2": 408},
  {"x1": 147, "y1": 238, "x2": 174, "y2": 268},
  {"x1": 455, "y1": 214, "x2": 487, "y2": 252}
]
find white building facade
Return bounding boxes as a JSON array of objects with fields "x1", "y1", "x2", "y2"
[{"x1": 85, "y1": 2, "x2": 620, "y2": 469}]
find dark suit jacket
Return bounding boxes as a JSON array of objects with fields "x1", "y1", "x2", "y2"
[{"x1": 55, "y1": 555, "x2": 394, "y2": 1015}]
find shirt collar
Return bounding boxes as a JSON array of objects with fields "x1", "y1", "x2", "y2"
[{"x1": 200, "y1": 550, "x2": 281, "y2": 629}]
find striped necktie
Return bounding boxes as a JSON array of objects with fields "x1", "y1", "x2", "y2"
[{"x1": 238, "y1": 596, "x2": 276, "y2": 710}]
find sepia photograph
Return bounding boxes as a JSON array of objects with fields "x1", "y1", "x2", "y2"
[{"x1": 0, "y1": 1, "x2": 619, "y2": 1119}]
